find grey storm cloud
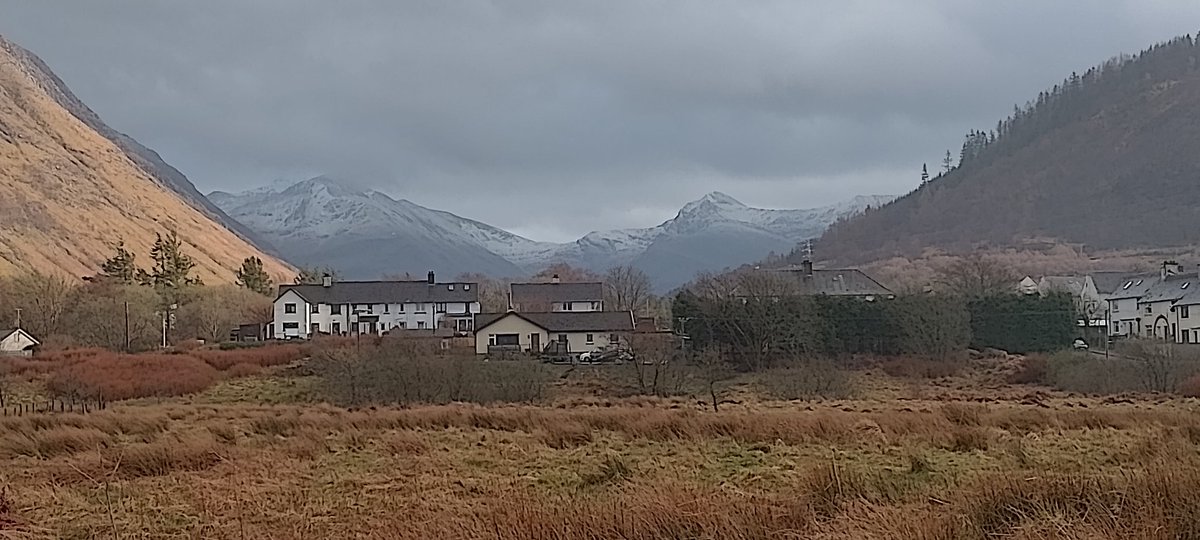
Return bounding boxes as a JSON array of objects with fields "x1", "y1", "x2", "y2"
[{"x1": 1, "y1": 0, "x2": 1199, "y2": 241}]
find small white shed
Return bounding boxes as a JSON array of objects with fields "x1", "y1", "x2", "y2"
[{"x1": 0, "y1": 328, "x2": 39, "y2": 356}]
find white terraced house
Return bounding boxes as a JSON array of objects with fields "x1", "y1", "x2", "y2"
[{"x1": 273, "y1": 272, "x2": 480, "y2": 339}]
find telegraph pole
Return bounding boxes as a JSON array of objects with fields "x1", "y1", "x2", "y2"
[
  {"x1": 14, "y1": 308, "x2": 20, "y2": 329},
  {"x1": 124, "y1": 302, "x2": 130, "y2": 352}
]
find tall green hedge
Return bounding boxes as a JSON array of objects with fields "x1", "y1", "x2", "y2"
[{"x1": 967, "y1": 292, "x2": 1076, "y2": 353}]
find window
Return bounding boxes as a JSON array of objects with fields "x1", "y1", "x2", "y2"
[
  {"x1": 310, "y1": 304, "x2": 320, "y2": 314},
  {"x1": 399, "y1": 303, "x2": 406, "y2": 313},
  {"x1": 610, "y1": 334, "x2": 619, "y2": 344},
  {"x1": 1112, "y1": 302, "x2": 1120, "y2": 313},
  {"x1": 586, "y1": 334, "x2": 594, "y2": 344},
  {"x1": 367, "y1": 304, "x2": 374, "y2": 314},
  {"x1": 416, "y1": 303, "x2": 427, "y2": 312},
  {"x1": 565, "y1": 302, "x2": 574, "y2": 311},
  {"x1": 592, "y1": 302, "x2": 601, "y2": 310},
  {"x1": 557, "y1": 334, "x2": 567, "y2": 343},
  {"x1": 331, "y1": 305, "x2": 342, "y2": 315},
  {"x1": 284, "y1": 303, "x2": 297, "y2": 314},
  {"x1": 1146, "y1": 305, "x2": 1153, "y2": 315},
  {"x1": 398, "y1": 321, "x2": 406, "y2": 329},
  {"x1": 418, "y1": 321, "x2": 426, "y2": 329},
  {"x1": 283, "y1": 322, "x2": 299, "y2": 330},
  {"x1": 383, "y1": 304, "x2": 390, "y2": 313},
  {"x1": 495, "y1": 334, "x2": 519, "y2": 346},
  {"x1": 332, "y1": 322, "x2": 341, "y2": 334},
  {"x1": 310, "y1": 323, "x2": 320, "y2": 334},
  {"x1": 1182, "y1": 306, "x2": 1192, "y2": 318},
  {"x1": 436, "y1": 303, "x2": 446, "y2": 313}
]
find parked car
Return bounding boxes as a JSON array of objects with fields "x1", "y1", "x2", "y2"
[{"x1": 1072, "y1": 338, "x2": 1089, "y2": 350}]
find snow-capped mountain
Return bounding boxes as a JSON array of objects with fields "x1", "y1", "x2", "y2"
[{"x1": 209, "y1": 176, "x2": 892, "y2": 290}]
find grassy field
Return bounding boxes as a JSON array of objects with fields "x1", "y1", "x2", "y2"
[{"x1": 3, "y1": 356, "x2": 1200, "y2": 539}]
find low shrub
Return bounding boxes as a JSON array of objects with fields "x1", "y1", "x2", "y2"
[
  {"x1": 1006, "y1": 355, "x2": 1048, "y2": 385},
  {"x1": 758, "y1": 359, "x2": 855, "y2": 400},
  {"x1": 47, "y1": 353, "x2": 220, "y2": 401},
  {"x1": 879, "y1": 356, "x2": 962, "y2": 379},
  {"x1": 1180, "y1": 374, "x2": 1200, "y2": 398},
  {"x1": 190, "y1": 344, "x2": 307, "y2": 370}
]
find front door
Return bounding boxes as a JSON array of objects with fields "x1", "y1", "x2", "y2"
[{"x1": 530, "y1": 333, "x2": 540, "y2": 353}]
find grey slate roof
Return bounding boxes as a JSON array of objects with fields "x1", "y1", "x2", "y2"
[
  {"x1": 1040, "y1": 276, "x2": 1088, "y2": 296},
  {"x1": 476, "y1": 311, "x2": 635, "y2": 333},
  {"x1": 770, "y1": 267, "x2": 894, "y2": 297},
  {"x1": 279, "y1": 280, "x2": 479, "y2": 304},
  {"x1": 1106, "y1": 273, "x2": 1158, "y2": 300},
  {"x1": 1139, "y1": 272, "x2": 1199, "y2": 305},
  {"x1": 1092, "y1": 271, "x2": 1149, "y2": 296},
  {"x1": 510, "y1": 282, "x2": 604, "y2": 309}
]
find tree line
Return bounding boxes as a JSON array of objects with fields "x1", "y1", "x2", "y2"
[{"x1": 0, "y1": 230, "x2": 277, "y2": 350}]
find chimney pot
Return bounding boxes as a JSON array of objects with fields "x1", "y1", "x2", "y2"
[
  {"x1": 427, "y1": 271, "x2": 435, "y2": 284},
  {"x1": 551, "y1": 274, "x2": 561, "y2": 284}
]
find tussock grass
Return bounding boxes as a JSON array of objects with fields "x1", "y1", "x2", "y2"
[{"x1": 5, "y1": 399, "x2": 1200, "y2": 538}]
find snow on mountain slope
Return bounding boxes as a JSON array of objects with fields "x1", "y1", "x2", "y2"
[{"x1": 210, "y1": 177, "x2": 892, "y2": 289}]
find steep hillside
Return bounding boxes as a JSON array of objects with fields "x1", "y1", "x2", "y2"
[
  {"x1": 213, "y1": 176, "x2": 889, "y2": 289},
  {"x1": 0, "y1": 35, "x2": 291, "y2": 281},
  {"x1": 820, "y1": 36, "x2": 1200, "y2": 264}
]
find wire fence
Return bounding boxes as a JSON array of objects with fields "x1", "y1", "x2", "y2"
[{"x1": 1, "y1": 397, "x2": 107, "y2": 416}]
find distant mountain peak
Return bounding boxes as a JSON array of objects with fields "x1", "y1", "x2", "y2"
[{"x1": 213, "y1": 177, "x2": 890, "y2": 290}]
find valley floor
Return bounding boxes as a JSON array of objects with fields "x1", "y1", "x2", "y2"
[{"x1": 3, "y1": 368, "x2": 1200, "y2": 539}]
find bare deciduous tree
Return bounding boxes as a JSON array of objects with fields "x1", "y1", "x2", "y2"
[
  {"x1": 604, "y1": 265, "x2": 652, "y2": 314},
  {"x1": 0, "y1": 272, "x2": 73, "y2": 337},
  {"x1": 629, "y1": 334, "x2": 684, "y2": 397},
  {"x1": 456, "y1": 273, "x2": 510, "y2": 312},
  {"x1": 934, "y1": 253, "x2": 1017, "y2": 297}
]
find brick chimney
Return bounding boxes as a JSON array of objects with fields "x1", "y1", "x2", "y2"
[
  {"x1": 551, "y1": 274, "x2": 561, "y2": 284},
  {"x1": 427, "y1": 270, "x2": 435, "y2": 284},
  {"x1": 322, "y1": 274, "x2": 332, "y2": 288},
  {"x1": 801, "y1": 260, "x2": 814, "y2": 277}
]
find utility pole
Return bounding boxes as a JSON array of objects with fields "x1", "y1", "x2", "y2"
[
  {"x1": 124, "y1": 302, "x2": 131, "y2": 353},
  {"x1": 14, "y1": 308, "x2": 20, "y2": 329}
]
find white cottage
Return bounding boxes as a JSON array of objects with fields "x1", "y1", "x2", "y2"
[
  {"x1": 474, "y1": 311, "x2": 635, "y2": 356},
  {"x1": 0, "y1": 328, "x2": 39, "y2": 356},
  {"x1": 273, "y1": 273, "x2": 481, "y2": 340}
]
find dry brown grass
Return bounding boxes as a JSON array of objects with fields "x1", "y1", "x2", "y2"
[{"x1": 2, "y1": 398, "x2": 1200, "y2": 538}]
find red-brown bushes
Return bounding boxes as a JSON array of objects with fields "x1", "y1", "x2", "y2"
[
  {"x1": 46, "y1": 353, "x2": 220, "y2": 401},
  {"x1": 189, "y1": 344, "x2": 306, "y2": 370}
]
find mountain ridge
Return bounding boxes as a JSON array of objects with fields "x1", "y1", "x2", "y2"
[
  {"x1": 211, "y1": 176, "x2": 891, "y2": 290},
  {"x1": 819, "y1": 35, "x2": 1200, "y2": 265},
  {"x1": 0, "y1": 34, "x2": 292, "y2": 281}
]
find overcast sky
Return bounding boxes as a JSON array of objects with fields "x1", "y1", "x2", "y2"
[{"x1": 1, "y1": 1, "x2": 1198, "y2": 242}]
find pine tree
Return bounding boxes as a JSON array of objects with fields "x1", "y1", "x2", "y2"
[
  {"x1": 236, "y1": 256, "x2": 274, "y2": 296},
  {"x1": 143, "y1": 230, "x2": 199, "y2": 293},
  {"x1": 942, "y1": 150, "x2": 954, "y2": 173},
  {"x1": 99, "y1": 241, "x2": 140, "y2": 284},
  {"x1": 920, "y1": 164, "x2": 930, "y2": 185},
  {"x1": 295, "y1": 266, "x2": 338, "y2": 285}
]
